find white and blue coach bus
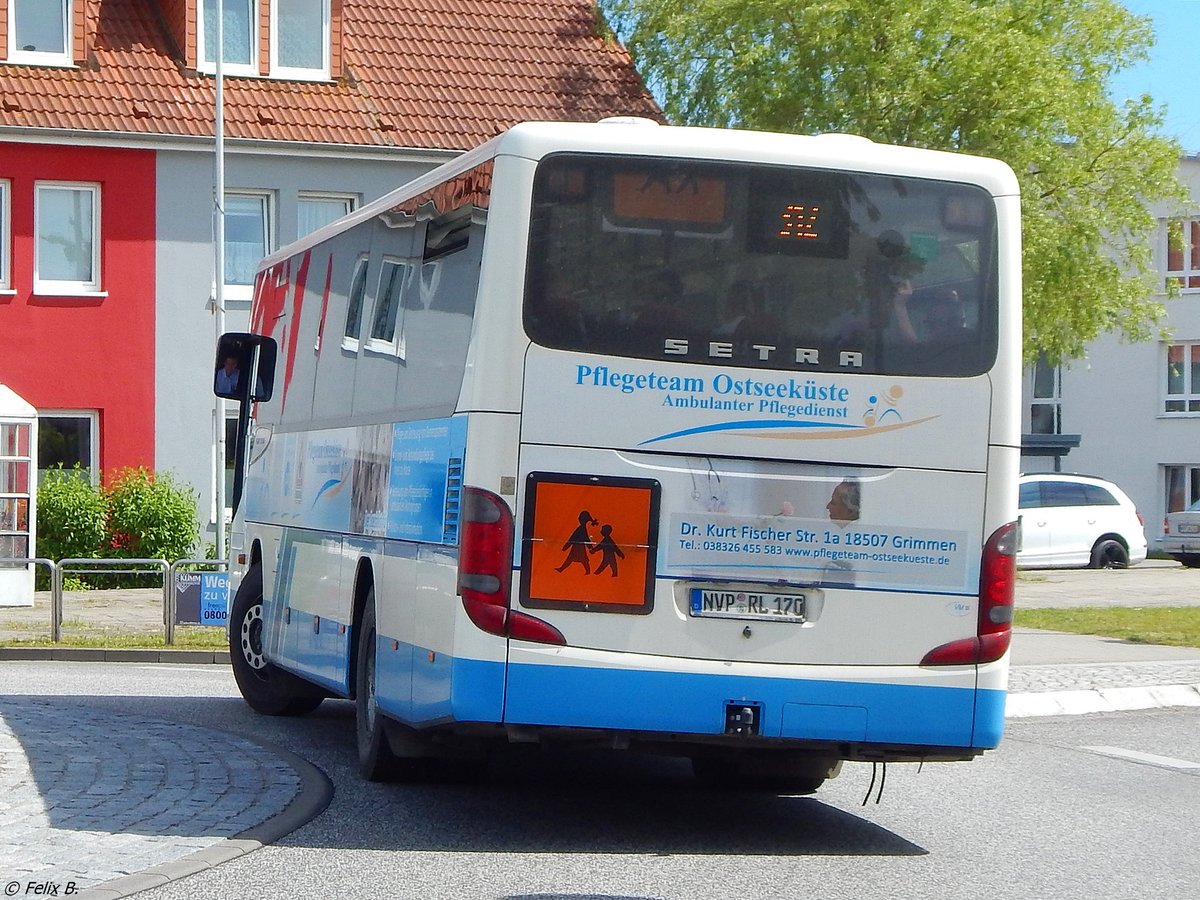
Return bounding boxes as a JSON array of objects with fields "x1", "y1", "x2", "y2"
[{"x1": 215, "y1": 120, "x2": 1021, "y2": 792}]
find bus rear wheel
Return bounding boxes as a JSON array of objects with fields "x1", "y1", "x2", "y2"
[
  {"x1": 230, "y1": 565, "x2": 324, "y2": 717},
  {"x1": 355, "y1": 595, "x2": 409, "y2": 781}
]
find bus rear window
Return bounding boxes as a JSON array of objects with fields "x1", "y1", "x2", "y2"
[{"x1": 524, "y1": 154, "x2": 999, "y2": 377}]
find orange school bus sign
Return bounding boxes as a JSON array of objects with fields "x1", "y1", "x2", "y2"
[{"x1": 520, "y1": 473, "x2": 661, "y2": 614}]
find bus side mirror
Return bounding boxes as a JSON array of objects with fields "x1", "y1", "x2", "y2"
[{"x1": 214, "y1": 333, "x2": 278, "y2": 402}]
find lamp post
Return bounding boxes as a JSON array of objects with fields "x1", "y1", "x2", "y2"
[{"x1": 213, "y1": 0, "x2": 227, "y2": 561}]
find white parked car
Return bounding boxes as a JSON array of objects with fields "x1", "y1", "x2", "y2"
[
  {"x1": 1017, "y1": 473, "x2": 1147, "y2": 569},
  {"x1": 1162, "y1": 498, "x2": 1200, "y2": 568}
]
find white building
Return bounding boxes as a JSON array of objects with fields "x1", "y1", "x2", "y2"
[{"x1": 1021, "y1": 154, "x2": 1200, "y2": 553}]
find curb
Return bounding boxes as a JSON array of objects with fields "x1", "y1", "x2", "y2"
[
  {"x1": 78, "y1": 734, "x2": 334, "y2": 900},
  {"x1": 1007, "y1": 683, "x2": 1200, "y2": 718},
  {"x1": 0, "y1": 647, "x2": 231, "y2": 664}
]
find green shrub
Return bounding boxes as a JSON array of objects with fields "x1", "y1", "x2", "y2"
[
  {"x1": 36, "y1": 466, "x2": 201, "y2": 588},
  {"x1": 35, "y1": 466, "x2": 107, "y2": 587},
  {"x1": 102, "y1": 468, "x2": 199, "y2": 584}
]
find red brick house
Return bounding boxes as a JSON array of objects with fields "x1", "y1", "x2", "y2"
[{"x1": 0, "y1": 0, "x2": 657, "y2": 541}]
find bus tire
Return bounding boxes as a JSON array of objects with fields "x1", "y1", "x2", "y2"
[
  {"x1": 1089, "y1": 539, "x2": 1128, "y2": 569},
  {"x1": 230, "y1": 564, "x2": 324, "y2": 717},
  {"x1": 355, "y1": 595, "x2": 408, "y2": 782}
]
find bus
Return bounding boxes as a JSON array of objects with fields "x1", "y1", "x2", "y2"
[{"x1": 215, "y1": 120, "x2": 1021, "y2": 792}]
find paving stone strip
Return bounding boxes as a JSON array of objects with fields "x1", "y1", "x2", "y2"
[{"x1": 0, "y1": 697, "x2": 301, "y2": 895}]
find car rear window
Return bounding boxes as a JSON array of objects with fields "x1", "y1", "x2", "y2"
[{"x1": 1081, "y1": 484, "x2": 1118, "y2": 506}]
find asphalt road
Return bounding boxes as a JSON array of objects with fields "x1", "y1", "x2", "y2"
[{"x1": 4, "y1": 662, "x2": 1199, "y2": 900}]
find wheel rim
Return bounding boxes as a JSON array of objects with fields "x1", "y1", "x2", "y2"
[{"x1": 240, "y1": 602, "x2": 267, "y2": 671}]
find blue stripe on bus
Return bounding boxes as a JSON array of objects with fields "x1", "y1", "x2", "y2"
[
  {"x1": 302, "y1": 626, "x2": 1004, "y2": 751},
  {"x1": 505, "y1": 661, "x2": 1002, "y2": 749}
]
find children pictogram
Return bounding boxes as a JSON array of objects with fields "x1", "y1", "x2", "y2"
[
  {"x1": 590, "y1": 524, "x2": 625, "y2": 576},
  {"x1": 521, "y1": 473, "x2": 660, "y2": 612},
  {"x1": 557, "y1": 510, "x2": 599, "y2": 574}
]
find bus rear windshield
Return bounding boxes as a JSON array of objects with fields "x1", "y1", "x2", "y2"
[{"x1": 524, "y1": 153, "x2": 999, "y2": 377}]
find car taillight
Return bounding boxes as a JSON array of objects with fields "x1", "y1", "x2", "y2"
[
  {"x1": 921, "y1": 521, "x2": 1017, "y2": 666},
  {"x1": 457, "y1": 487, "x2": 565, "y2": 645}
]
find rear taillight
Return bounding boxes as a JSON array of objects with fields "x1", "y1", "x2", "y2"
[
  {"x1": 921, "y1": 521, "x2": 1017, "y2": 666},
  {"x1": 457, "y1": 487, "x2": 564, "y2": 645}
]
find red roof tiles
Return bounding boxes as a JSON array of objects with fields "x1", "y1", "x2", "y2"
[{"x1": 0, "y1": 0, "x2": 660, "y2": 150}]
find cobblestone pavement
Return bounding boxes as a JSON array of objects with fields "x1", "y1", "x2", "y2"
[{"x1": 0, "y1": 695, "x2": 320, "y2": 899}]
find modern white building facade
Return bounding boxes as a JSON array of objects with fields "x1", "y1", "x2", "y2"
[{"x1": 1021, "y1": 154, "x2": 1200, "y2": 553}]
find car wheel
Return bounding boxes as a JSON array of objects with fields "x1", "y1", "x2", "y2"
[
  {"x1": 1089, "y1": 539, "x2": 1128, "y2": 569},
  {"x1": 1174, "y1": 554, "x2": 1200, "y2": 568},
  {"x1": 230, "y1": 564, "x2": 324, "y2": 716}
]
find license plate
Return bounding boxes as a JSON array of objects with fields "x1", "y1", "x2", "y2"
[
  {"x1": 1179, "y1": 523, "x2": 1200, "y2": 534},
  {"x1": 690, "y1": 588, "x2": 808, "y2": 622}
]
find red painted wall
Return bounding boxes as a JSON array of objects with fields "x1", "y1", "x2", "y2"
[{"x1": 0, "y1": 142, "x2": 156, "y2": 480}]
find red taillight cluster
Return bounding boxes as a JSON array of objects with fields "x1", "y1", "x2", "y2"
[
  {"x1": 921, "y1": 521, "x2": 1017, "y2": 666},
  {"x1": 457, "y1": 487, "x2": 565, "y2": 646}
]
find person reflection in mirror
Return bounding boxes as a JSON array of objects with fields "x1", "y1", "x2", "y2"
[{"x1": 216, "y1": 353, "x2": 242, "y2": 394}]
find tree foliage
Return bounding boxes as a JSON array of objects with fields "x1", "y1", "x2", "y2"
[{"x1": 601, "y1": 0, "x2": 1187, "y2": 362}]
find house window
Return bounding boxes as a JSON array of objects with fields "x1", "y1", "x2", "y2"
[
  {"x1": 198, "y1": 0, "x2": 256, "y2": 75},
  {"x1": 297, "y1": 193, "x2": 354, "y2": 238},
  {"x1": 1164, "y1": 342, "x2": 1200, "y2": 414},
  {"x1": 367, "y1": 259, "x2": 410, "y2": 355},
  {"x1": 0, "y1": 179, "x2": 10, "y2": 290},
  {"x1": 1029, "y1": 356, "x2": 1061, "y2": 434},
  {"x1": 225, "y1": 192, "x2": 271, "y2": 301},
  {"x1": 34, "y1": 182, "x2": 100, "y2": 295},
  {"x1": 7, "y1": 0, "x2": 71, "y2": 65},
  {"x1": 1165, "y1": 466, "x2": 1200, "y2": 515},
  {"x1": 37, "y1": 411, "x2": 98, "y2": 484},
  {"x1": 1166, "y1": 218, "x2": 1200, "y2": 291},
  {"x1": 272, "y1": 0, "x2": 330, "y2": 78},
  {"x1": 342, "y1": 256, "x2": 369, "y2": 350},
  {"x1": 0, "y1": 421, "x2": 32, "y2": 559}
]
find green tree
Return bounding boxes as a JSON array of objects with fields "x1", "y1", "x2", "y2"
[{"x1": 601, "y1": 0, "x2": 1187, "y2": 362}]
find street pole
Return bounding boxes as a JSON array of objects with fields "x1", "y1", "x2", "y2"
[{"x1": 213, "y1": 1, "x2": 227, "y2": 561}]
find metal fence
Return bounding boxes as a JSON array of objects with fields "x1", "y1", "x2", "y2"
[{"x1": 0, "y1": 557, "x2": 228, "y2": 644}]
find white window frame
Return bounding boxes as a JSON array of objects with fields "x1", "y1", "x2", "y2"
[
  {"x1": 224, "y1": 191, "x2": 273, "y2": 303},
  {"x1": 365, "y1": 257, "x2": 410, "y2": 357},
  {"x1": 36, "y1": 410, "x2": 99, "y2": 484},
  {"x1": 34, "y1": 181, "x2": 101, "y2": 296},
  {"x1": 6, "y1": 0, "x2": 72, "y2": 67},
  {"x1": 270, "y1": 0, "x2": 331, "y2": 80},
  {"x1": 341, "y1": 255, "x2": 370, "y2": 351},
  {"x1": 0, "y1": 179, "x2": 10, "y2": 292},
  {"x1": 297, "y1": 192, "x2": 355, "y2": 240},
  {"x1": 1166, "y1": 217, "x2": 1200, "y2": 292},
  {"x1": 197, "y1": 0, "x2": 258, "y2": 77},
  {"x1": 1164, "y1": 341, "x2": 1200, "y2": 415}
]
